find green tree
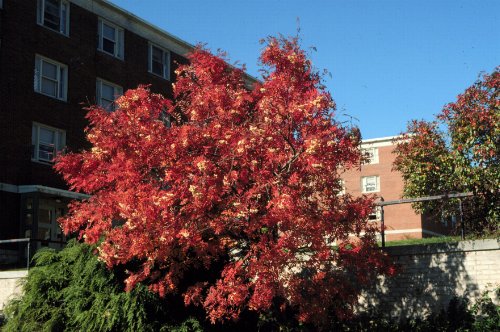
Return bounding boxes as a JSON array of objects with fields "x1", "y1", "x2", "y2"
[{"x1": 393, "y1": 68, "x2": 499, "y2": 234}]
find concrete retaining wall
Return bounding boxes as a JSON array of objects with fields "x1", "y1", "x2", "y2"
[
  {"x1": 0, "y1": 240, "x2": 498, "y2": 319},
  {"x1": 358, "y1": 239, "x2": 500, "y2": 320},
  {"x1": 0, "y1": 270, "x2": 27, "y2": 312}
]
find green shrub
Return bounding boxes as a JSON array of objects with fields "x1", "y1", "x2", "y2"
[
  {"x1": 469, "y1": 287, "x2": 500, "y2": 332},
  {"x1": 2, "y1": 240, "x2": 202, "y2": 332}
]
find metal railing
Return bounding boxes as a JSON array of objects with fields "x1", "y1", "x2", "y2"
[
  {"x1": 375, "y1": 192, "x2": 474, "y2": 247},
  {"x1": 0, "y1": 238, "x2": 67, "y2": 270}
]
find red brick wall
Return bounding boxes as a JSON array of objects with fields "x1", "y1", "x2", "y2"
[
  {"x1": 342, "y1": 140, "x2": 424, "y2": 240},
  {"x1": 0, "y1": 0, "x2": 187, "y2": 189}
]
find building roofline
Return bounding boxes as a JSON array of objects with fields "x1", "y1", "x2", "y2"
[
  {"x1": 362, "y1": 135, "x2": 400, "y2": 144},
  {"x1": 85, "y1": 0, "x2": 196, "y2": 54},
  {"x1": 73, "y1": 0, "x2": 259, "y2": 86},
  {"x1": 0, "y1": 183, "x2": 90, "y2": 200}
]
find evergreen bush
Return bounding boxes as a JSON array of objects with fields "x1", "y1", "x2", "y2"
[{"x1": 1, "y1": 240, "x2": 202, "y2": 332}]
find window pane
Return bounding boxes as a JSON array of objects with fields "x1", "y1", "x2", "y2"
[
  {"x1": 59, "y1": 67, "x2": 65, "y2": 99},
  {"x1": 152, "y1": 47, "x2": 163, "y2": 64},
  {"x1": 152, "y1": 46, "x2": 165, "y2": 76},
  {"x1": 101, "y1": 98, "x2": 113, "y2": 110},
  {"x1": 32, "y1": 126, "x2": 37, "y2": 159},
  {"x1": 38, "y1": 226, "x2": 51, "y2": 240},
  {"x1": 364, "y1": 176, "x2": 377, "y2": 192},
  {"x1": 44, "y1": 0, "x2": 60, "y2": 31},
  {"x1": 39, "y1": 207, "x2": 53, "y2": 225},
  {"x1": 101, "y1": 83, "x2": 115, "y2": 100},
  {"x1": 60, "y1": 2, "x2": 68, "y2": 34},
  {"x1": 39, "y1": 127, "x2": 55, "y2": 144},
  {"x1": 41, "y1": 61, "x2": 57, "y2": 79},
  {"x1": 57, "y1": 131, "x2": 64, "y2": 149},
  {"x1": 102, "y1": 38, "x2": 115, "y2": 54},
  {"x1": 41, "y1": 78, "x2": 57, "y2": 97},
  {"x1": 39, "y1": 143, "x2": 55, "y2": 161},
  {"x1": 103, "y1": 23, "x2": 115, "y2": 40},
  {"x1": 152, "y1": 61, "x2": 163, "y2": 75}
]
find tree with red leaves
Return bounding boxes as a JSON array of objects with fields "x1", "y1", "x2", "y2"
[
  {"x1": 394, "y1": 68, "x2": 499, "y2": 234},
  {"x1": 55, "y1": 37, "x2": 394, "y2": 326}
]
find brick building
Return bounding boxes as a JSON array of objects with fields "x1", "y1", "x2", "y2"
[
  {"x1": 0, "y1": 1, "x2": 448, "y2": 266},
  {"x1": 0, "y1": 0, "x2": 214, "y2": 264},
  {"x1": 341, "y1": 136, "x2": 451, "y2": 241}
]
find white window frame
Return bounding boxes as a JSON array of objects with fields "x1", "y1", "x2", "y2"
[
  {"x1": 361, "y1": 175, "x2": 380, "y2": 193},
  {"x1": 337, "y1": 179, "x2": 345, "y2": 196},
  {"x1": 363, "y1": 147, "x2": 379, "y2": 164},
  {"x1": 36, "y1": 0, "x2": 70, "y2": 36},
  {"x1": 34, "y1": 55, "x2": 68, "y2": 101},
  {"x1": 368, "y1": 206, "x2": 382, "y2": 221},
  {"x1": 148, "y1": 43, "x2": 171, "y2": 80},
  {"x1": 98, "y1": 18, "x2": 124, "y2": 59},
  {"x1": 96, "y1": 78, "x2": 123, "y2": 111},
  {"x1": 32, "y1": 122, "x2": 66, "y2": 164}
]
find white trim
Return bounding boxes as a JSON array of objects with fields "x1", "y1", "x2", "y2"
[
  {"x1": 34, "y1": 55, "x2": 68, "y2": 101},
  {"x1": 97, "y1": 18, "x2": 124, "y2": 59},
  {"x1": 36, "y1": 0, "x2": 70, "y2": 36},
  {"x1": 0, "y1": 183, "x2": 90, "y2": 200},
  {"x1": 0, "y1": 183, "x2": 19, "y2": 194},
  {"x1": 361, "y1": 175, "x2": 380, "y2": 193},
  {"x1": 362, "y1": 135, "x2": 399, "y2": 144},
  {"x1": 362, "y1": 147, "x2": 379, "y2": 164},
  {"x1": 0, "y1": 270, "x2": 28, "y2": 279},
  {"x1": 383, "y1": 228, "x2": 422, "y2": 235},
  {"x1": 148, "y1": 42, "x2": 171, "y2": 80},
  {"x1": 74, "y1": 0, "x2": 192, "y2": 57},
  {"x1": 96, "y1": 78, "x2": 123, "y2": 111},
  {"x1": 384, "y1": 228, "x2": 446, "y2": 237},
  {"x1": 31, "y1": 122, "x2": 66, "y2": 163},
  {"x1": 421, "y1": 229, "x2": 446, "y2": 237},
  {"x1": 358, "y1": 228, "x2": 446, "y2": 237},
  {"x1": 70, "y1": 0, "x2": 260, "y2": 86}
]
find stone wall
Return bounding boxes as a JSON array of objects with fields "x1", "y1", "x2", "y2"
[
  {"x1": 1, "y1": 240, "x2": 498, "y2": 318},
  {"x1": 359, "y1": 239, "x2": 500, "y2": 320},
  {"x1": 0, "y1": 270, "x2": 27, "y2": 312}
]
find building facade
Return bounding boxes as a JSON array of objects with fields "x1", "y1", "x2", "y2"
[
  {"x1": 0, "y1": 0, "x2": 199, "y2": 265},
  {"x1": 341, "y1": 136, "x2": 451, "y2": 241}
]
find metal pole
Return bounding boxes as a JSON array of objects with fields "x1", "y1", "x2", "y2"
[
  {"x1": 380, "y1": 197, "x2": 385, "y2": 248},
  {"x1": 27, "y1": 240, "x2": 31, "y2": 270},
  {"x1": 459, "y1": 198, "x2": 465, "y2": 240}
]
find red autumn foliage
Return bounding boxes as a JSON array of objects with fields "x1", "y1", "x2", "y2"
[{"x1": 55, "y1": 36, "x2": 394, "y2": 325}]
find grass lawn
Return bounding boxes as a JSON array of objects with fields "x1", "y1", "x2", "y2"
[{"x1": 380, "y1": 236, "x2": 462, "y2": 247}]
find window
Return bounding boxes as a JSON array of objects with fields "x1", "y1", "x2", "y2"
[
  {"x1": 32, "y1": 123, "x2": 65, "y2": 163},
  {"x1": 337, "y1": 179, "x2": 345, "y2": 195},
  {"x1": 148, "y1": 43, "x2": 170, "y2": 80},
  {"x1": 37, "y1": 0, "x2": 69, "y2": 35},
  {"x1": 441, "y1": 214, "x2": 457, "y2": 227},
  {"x1": 96, "y1": 78, "x2": 123, "y2": 111},
  {"x1": 361, "y1": 176, "x2": 380, "y2": 193},
  {"x1": 34, "y1": 55, "x2": 68, "y2": 101},
  {"x1": 160, "y1": 108, "x2": 172, "y2": 127},
  {"x1": 368, "y1": 206, "x2": 382, "y2": 221},
  {"x1": 363, "y1": 147, "x2": 379, "y2": 164},
  {"x1": 98, "y1": 18, "x2": 124, "y2": 59}
]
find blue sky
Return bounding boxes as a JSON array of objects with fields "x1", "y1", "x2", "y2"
[{"x1": 110, "y1": 0, "x2": 499, "y2": 139}]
